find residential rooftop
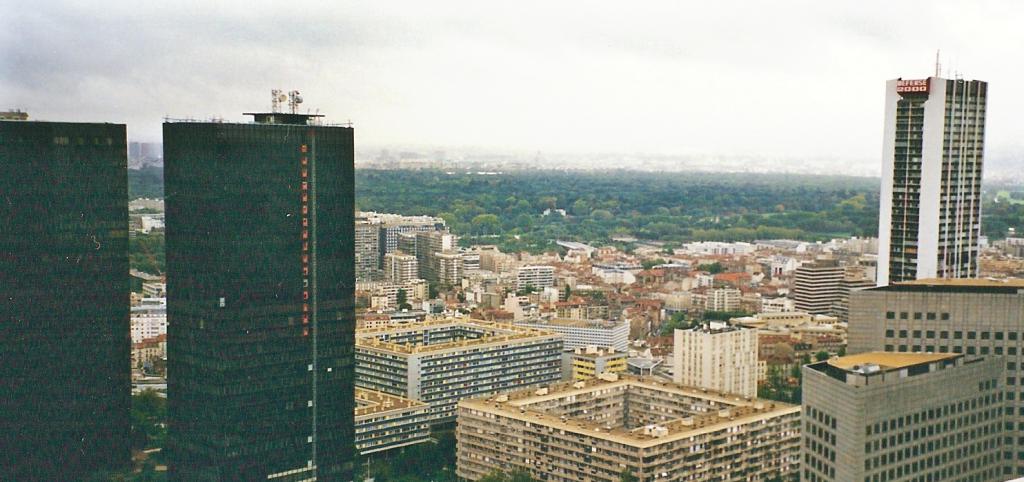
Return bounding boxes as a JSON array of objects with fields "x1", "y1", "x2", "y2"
[
  {"x1": 519, "y1": 317, "x2": 624, "y2": 329},
  {"x1": 827, "y1": 352, "x2": 958, "y2": 373},
  {"x1": 686, "y1": 320, "x2": 746, "y2": 334},
  {"x1": 808, "y1": 352, "x2": 970, "y2": 384},
  {"x1": 354, "y1": 388, "x2": 427, "y2": 418},
  {"x1": 571, "y1": 346, "x2": 623, "y2": 358},
  {"x1": 356, "y1": 318, "x2": 558, "y2": 355},
  {"x1": 872, "y1": 277, "x2": 1024, "y2": 294},
  {"x1": 460, "y1": 374, "x2": 798, "y2": 449}
]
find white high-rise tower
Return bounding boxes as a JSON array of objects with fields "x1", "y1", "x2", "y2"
[{"x1": 877, "y1": 75, "x2": 988, "y2": 286}]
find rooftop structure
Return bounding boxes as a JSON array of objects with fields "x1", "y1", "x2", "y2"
[
  {"x1": 0, "y1": 109, "x2": 28, "y2": 120},
  {"x1": 824, "y1": 351, "x2": 954, "y2": 372},
  {"x1": 883, "y1": 276, "x2": 1024, "y2": 291},
  {"x1": 457, "y1": 375, "x2": 800, "y2": 481}
]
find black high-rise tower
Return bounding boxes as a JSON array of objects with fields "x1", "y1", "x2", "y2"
[
  {"x1": 164, "y1": 110, "x2": 355, "y2": 481},
  {"x1": 0, "y1": 119, "x2": 130, "y2": 480}
]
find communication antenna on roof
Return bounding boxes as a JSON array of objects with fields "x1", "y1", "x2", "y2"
[
  {"x1": 934, "y1": 50, "x2": 941, "y2": 78},
  {"x1": 288, "y1": 90, "x2": 303, "y2": 114},
  {"x1": 271, "y1": 89, "x2": 286, "y2": 113}
]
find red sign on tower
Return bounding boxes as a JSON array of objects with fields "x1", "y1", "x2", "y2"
[{"x1": 896, "y1": 79, "x2": 929, "y2": 94}]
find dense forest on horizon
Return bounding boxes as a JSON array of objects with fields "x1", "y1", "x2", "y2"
[
  {"x1": 355, "y1": 169, "x2": 883, "y2": 252},
  {"x1": 128, "y1": 167, "x2": 1024, "y2": 257}
]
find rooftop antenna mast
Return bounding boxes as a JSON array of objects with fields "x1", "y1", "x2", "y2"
[
  {"x1": 288, "y1": 90, "x2": 303, "y2": 114},
  {"x1": 271, "y1": 89, "x2": 286, "y2": 113},
  {"x1": 934, "y1": 50, "x2": 941, "y2": 78}
]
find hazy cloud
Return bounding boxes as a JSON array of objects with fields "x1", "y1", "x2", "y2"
[{"x1": 2, "y1": 0, "x2": 1023, "y2": 172}]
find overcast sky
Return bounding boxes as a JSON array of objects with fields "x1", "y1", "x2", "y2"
[{"x1": 2, "y1": 0, "x2": 1023, "y2": 170}]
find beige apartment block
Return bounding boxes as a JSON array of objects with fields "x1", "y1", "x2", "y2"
[
  {"x1": 802, "y1": 352, "x2": 1005, "y2": 482},
  {"x1": 457, "y1": 374, "x2": 800, "y2": 481},
  {"x1": 354, "y1": 388, "x2": 431, "y2": 456},
  {"x1": 674, "y1": 322, "x2": 758, "y2": 398}
]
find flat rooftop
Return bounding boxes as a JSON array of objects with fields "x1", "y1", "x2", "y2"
[
  {"x1": 355, "y1": 388, "x2": 427, "y2": 418},
  {"x1": 827, "y1": 352, "x2": 958, "y2": 372},
  {"x1": 905, "y1": 277, "x2": 1024, "y2": 287},
  {"x1": 520, "y1": 317, "x2": 624, "y2": 329},
  {"x1": 356, "y1": 319, "x2": 558, "y2": 355},
  {"x1": 461, "y1": 375, "x2": 798, "y2": 449},
  {"x1": 872, "y1": 277, "x2": 1024, "y2": 294},
  {"x1": 572, "y1": 347, "x2": 624, "y2": 359}
]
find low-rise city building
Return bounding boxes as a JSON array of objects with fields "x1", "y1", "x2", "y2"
[
  {"x1": 131, "y1": 297, "x2": 167, "y2": 343},
  {"x1": 570, "y1": 346, "x2": 626, "y2": 380},
  {"x1": 132, "y1": 334, "x2": 167, "y2": 369},
  {"x1": 515, "y1": 317, "x2": 629, "y2": 352},
  {"x1": 457, "y1": 374, "x2": 801, "y2": 481},
  {"x1": 354, "y1": 388, "x2": 431, "y2": 456},
  {"x1": 515, "y1": 265, "x2": 555, "y2": 292},
  {"x1": 356, "y1": 319, "x2": 563, "y2": 424}
]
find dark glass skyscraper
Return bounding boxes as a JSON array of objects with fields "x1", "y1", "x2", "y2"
[
  {"x1": 0, "y1": 120, "x2": 130, "y2": 480},
  {"x1": 165, "y1": 112, "x2": 355, "y2": 481}
]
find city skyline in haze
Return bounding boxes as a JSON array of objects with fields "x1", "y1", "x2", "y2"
[{"x1": 3, "y1": 1, "x2": 1024, "y2": 176}]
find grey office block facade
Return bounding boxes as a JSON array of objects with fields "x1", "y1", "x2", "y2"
[
  {"x1": 848, "y1": 279, "x2": 1024, "y2": 478},
  {"x1": 802, "y1": 353, "x2": 1005, "y2": 482}
]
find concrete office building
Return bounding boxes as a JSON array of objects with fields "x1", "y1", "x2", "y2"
[
  {"x1": 457, "y1": 375, "x2": 801, "y2": 482},
  {"x1": 355, "y1": 216, "x2": 381, "y2": 280},
  {"x1": 848, "y1": 278, "x2": 1024, "y2": 478},
  {"x1": 141, "y1": 280, "x2": 166, "y2": 298},
  {"x1": 414, "y1": 231, "x2": 459, "y2": 284},
  {"x1": 792, "y1": 261, "x2": 844, "y2": 315},
  {"x1": 832, "y1": 276, "x2": 875, "y2": 324},
  {"x1": 877, "y1": 76, "x2": 988, "y2": 285},
  {"x1": 435, "y1": 251, "x2": 464, "y2": 287},
  {"x1": 515, "y1": 265, "x2": 555, "y2": 292},
  {"x1": 570, "y1": 346, "x2": 627, "y2": 381},
  {"x1": 461, "y1": 250, "x2": 480, "y2": 272},
  {"x1": 383, "y1": 252, "x2": 418, "y2": 284},
  {"x1": 354, "y1": 389, "x2": 431, "y2": 456},
  {"x1": 357, "y1": 279, "x2": 429, "y2": 310},
  {"x1": 367, "y1": 212, "x2": 446, "y2": 263},
  {"x1": 516, "y1": 318, "x2": 630, "y2": 352},
  {"x1": 802, "y1": 352, "x2": 1005, "y2": 482},
  {"x1": 705, "y1": 287, "x2": 742, "y2": 312},
  {"x1": 674, "y1": 321, "x2": 758, "y2": 398},
  {"x1": 0, "y1": 118, "x2": 130, "y2": 480},
  {"x1": 355, "y1": 319, "x2": 562, "y2": 424},
  {"x1": 131, "y1": 298, "x2": 167, "y2": 343},
  {"x1": 165, "y1": 108, "x2": 355, "y2": 480}
]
